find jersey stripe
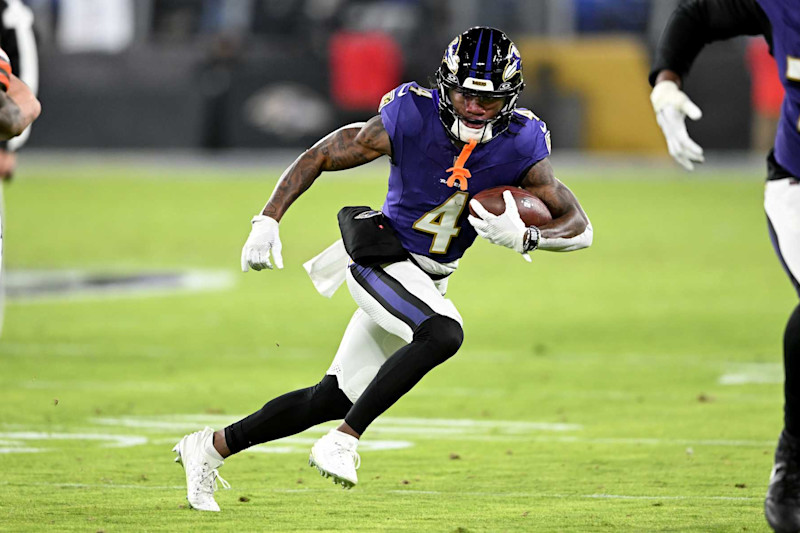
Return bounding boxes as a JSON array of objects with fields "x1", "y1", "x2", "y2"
[{"x1": 349, "y1": 263, "x2": 437, "y2": 329}]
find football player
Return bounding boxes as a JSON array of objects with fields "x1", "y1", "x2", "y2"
[
  {"x1": 0, "y1": 0, "x2": 38, "y2": 179},
  {"x1": 174, "y1": 26, "x2": 592, "y2": 512},
  {"x1": 648, "y1": 1, "x2": 800, "y2": 531},
  {"x1": 0, "y1": 0, "x2": 40, "y2": 337},
  {"x1": 0, "y1": 45, "x2": 37, "y2": 143}
]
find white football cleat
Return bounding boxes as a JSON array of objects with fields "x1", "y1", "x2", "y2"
[
  {"x1": 173, "y1": 427, "x2": 230, "y2": 511},
  {"x1": 309, "y1": 429, "x2": 361, "y2": 489}
]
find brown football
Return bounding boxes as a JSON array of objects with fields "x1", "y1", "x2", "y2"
[{"x1": 469, "y1": 186, "x2": 552, "y2": 227}]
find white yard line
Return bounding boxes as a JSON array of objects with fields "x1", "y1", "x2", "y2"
[
  {"x1": 0, "y1": 342, "x2": 171, "y2": 358},
  {"x1": 0, "y1": 432, "x2": 146, "y2": 451},
  {"x1": 92, "y1": 415, "x2": 582, "y2": 434},
  {"x1": 0, "y1": 481, "x2": 185, "y2": 490},
  {"x1": 92, "y1": 415, "x2": 772, "y2": 447},
  {"x1": 0, "y1": 415, "x2": 774, "y2": 456},
  {"x1": 0, "y1": 481, "x2": 761, "y2": 501},
  {"x1": 4, "y1": 269, "x2": 235, "y2": 304},
  {"x1": 387, "y1": 490, "x2": 759, "y2": 502}
]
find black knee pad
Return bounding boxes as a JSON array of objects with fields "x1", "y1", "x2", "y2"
[{"x1": 415, "y1": 315, "x2": 464, "y2": 363}]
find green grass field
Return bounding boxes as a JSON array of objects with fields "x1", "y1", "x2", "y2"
[{"x1": 0, "y1": 156, "x2": 790, "y2": 532}]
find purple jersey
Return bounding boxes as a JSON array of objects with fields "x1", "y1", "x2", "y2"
[
  {"x1": 756, "y1": 0, "x2": 800, "y2": 176},
  {"x1": 378, "y1": 82, "x2": 550, "y2": 262}
]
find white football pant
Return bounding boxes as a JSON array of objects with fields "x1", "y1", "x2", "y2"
[
  {"x1": 327, "y1": 259, "x2": 462, "y2": 402},
  {"x1": 766, "y1": 178, "x2": 800, "y2": 296}
]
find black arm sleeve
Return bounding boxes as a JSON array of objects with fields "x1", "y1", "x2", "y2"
[{"x1": 649, "y1": 0, "x2": 771, "y2": 86}]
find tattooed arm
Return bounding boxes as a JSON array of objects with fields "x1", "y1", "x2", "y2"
[
  {"x1": 262, "y1": 116, "x2": 391, "y2": 221},
  {"x1": 519, "y1": 158, "x2": 587, "y2": 239},
  {"x1": 241, "y1": 117, "x2": 391, "y2": 271},
  {"x1": 519, "y1": 158, "x2": 592, "y2": 252},
  {"x1": 0, "y1": 74, "x2": 40, "y2": 141}
]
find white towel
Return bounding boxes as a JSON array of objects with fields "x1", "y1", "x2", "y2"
[{"x1": 302, "y1": 239, "x2": 349, "y2": 298}]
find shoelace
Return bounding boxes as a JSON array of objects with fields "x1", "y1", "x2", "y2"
[
  {"x1": 333, "y1": 442, "x2": 361, "y2": 470},
  {"x1": 192, "y1": 463, "x2": 231, "y2": 495},
  {"x1": 211, "y1": 469, "x2": 231, "y2": 491}
]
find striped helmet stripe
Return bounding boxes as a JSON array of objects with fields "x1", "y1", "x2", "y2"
[
  {"x1": 484, "y1": 30, "x2": 493, "y2": 79},
  {"x1": 469, "y1": 28, "x2": 483, "y2": 78}
]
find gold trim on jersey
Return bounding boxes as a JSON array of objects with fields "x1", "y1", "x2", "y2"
[
  {"x1": 513, "y1": 108, "x2": 540, "y2": 121},
  {"x1": 409, "y1": 85, "x2": 432, "y2": 98},
  {"x1": 378, "y1": 88, "x2": 395, "y2": 112},
  {"x1": 787, "y1": 56, "x2": 800, "y2": 82}
]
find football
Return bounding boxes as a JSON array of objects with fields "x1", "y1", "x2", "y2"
[{"x1": 469, "y1": 186, "x2": 552, "y2": 227}]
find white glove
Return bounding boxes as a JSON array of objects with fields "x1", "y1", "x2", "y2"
[
  {"x1": 241, "y1": 215, "x2": 283, "y2": 272},
  {"x1": 650, "y1": 80, "x2": 704, "y2": 171},
  {"x1": 468, "y1": 190, "x2": 532, "y2": 262}
]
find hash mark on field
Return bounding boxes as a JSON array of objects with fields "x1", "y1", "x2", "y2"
[{"x1": 719, "y1": 363, "x2": 782, "y2": 385}]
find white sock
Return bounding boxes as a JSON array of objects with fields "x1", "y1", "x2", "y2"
[
  {"x1": 332, "y1": 429, "x2": 359, "y2": 447},
  {"x1": 205, "y1": 436, "x2": 224, "y2": 462}
]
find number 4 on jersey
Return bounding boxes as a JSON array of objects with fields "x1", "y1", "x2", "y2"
[{"x1": 413, "y1": 191, "x2": 468, "y2": 254}]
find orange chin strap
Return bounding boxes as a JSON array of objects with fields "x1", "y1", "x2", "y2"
[{"x1": 446, "y1": 139, "x2": 478, "y2": 191}]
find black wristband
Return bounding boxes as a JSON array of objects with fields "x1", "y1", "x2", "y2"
[{"x1": 523, "y1": 226, "x2": 540, "y2": 252}]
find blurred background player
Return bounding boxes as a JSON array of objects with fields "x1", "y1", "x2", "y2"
[
  {"x1": 746, "y1": 38, "x2": 784, "y2": 152},
  {"x1": 0, "y1": 45, "x2": 37, "y2": 140},
  {"x1": 648, "y1": 0, "x2": 800, "y2": 530},
  {"x1": 0, "y1": 0, "x2": 37, "y2": 180},
  {"x1": 0, "y1": 0, "x2": 37, "y2": 337},
  {"x1": 173, "y1": 26, "x2": 592, "y2": 512}
]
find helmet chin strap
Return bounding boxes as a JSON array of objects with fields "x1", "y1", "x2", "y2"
[{"x1": 450, "y1": 119, "x2": 494, "y2": 143}]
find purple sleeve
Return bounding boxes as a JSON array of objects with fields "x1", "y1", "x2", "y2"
[
  {"x1": 513, "y1": 115, "x2": 552, "y2": 165},
  {"x1": 531, "y1": 120, "x2": 551, "y2": 162},
  {"x1": 379, "y1": 83, "x2": 428, "y2": 164},
  {"x1": 378, "y1": 83, "x2": 409, "y2": 145}
]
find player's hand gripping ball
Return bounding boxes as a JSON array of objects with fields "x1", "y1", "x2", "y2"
[{"x1": 469, "y1": 186, "x2": 552, "y2": 227}]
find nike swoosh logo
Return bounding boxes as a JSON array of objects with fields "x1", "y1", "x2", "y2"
[
  {"x1": 398, "y1": 84, "x2": 410, "y2": 97},
  {"x1": 540, "y1": 123, "x2": 547, "y2": 133}
]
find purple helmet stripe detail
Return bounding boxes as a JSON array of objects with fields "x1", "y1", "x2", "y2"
[
  {"x1": 469, "y1": 29, "x2": 484, "y2": 78},
  {"x1": 485, "y1": 31, "x2": 494, "y2": 79}
]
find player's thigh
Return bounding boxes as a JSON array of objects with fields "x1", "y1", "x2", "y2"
[
  {"x1": 345, "y1": 260, "x2": 462, "y2": 343},
  {"x1": 326, "y1": 308, "x2": 406, "y2": 403},
  {"x1": 765, "y1": 178, "x2": 800, "y2": 294}
]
